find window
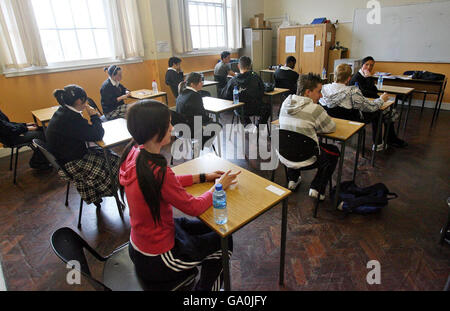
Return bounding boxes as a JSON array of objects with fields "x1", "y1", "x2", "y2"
[
  {"x1": 188, "y1": 0, "x2": 234, "y2": 50},
  {"x1": 31, "y1": 0, "x2": 114, "y2": 63}
]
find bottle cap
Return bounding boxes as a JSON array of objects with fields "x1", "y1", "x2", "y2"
[{"x1": 215, "y1": 183, "x2": 223, "y2": 191}]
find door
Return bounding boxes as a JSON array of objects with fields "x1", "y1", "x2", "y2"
[
  {"x1": 278, "y1": 27, "x2": 301, "y2": 72},
  {"x1": 299, "y1": 26, "x2": 325, "y2": 75}
]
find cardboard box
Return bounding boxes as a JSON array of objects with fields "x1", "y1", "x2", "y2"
[
  {"x1": 254, "y1": 17, "x2": 262, "y2": 28},
  {"x1": 255, "y1": 13, "x2": 264, "y2": 21},
  {"x1": 250, "y1": 17, "x2": 257, "y2": 28}
]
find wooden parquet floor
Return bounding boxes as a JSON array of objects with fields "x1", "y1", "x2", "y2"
[{"x1": 0, "y1": 107, "x2": 449, "y2": 291}]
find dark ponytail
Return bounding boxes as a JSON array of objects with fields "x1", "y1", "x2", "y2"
[
  {"x1": 104, "y1": 65, "x2": 121, "y2": 77},
  {"x1": 179, "y1": 72, "x2": 202, "y2": 94},
  {"x1": 120, "y1": 100, "x2": 171, "y2": 225},
  {"x1": 53, "y1": 84, "x2": 87, "y2": 107}
]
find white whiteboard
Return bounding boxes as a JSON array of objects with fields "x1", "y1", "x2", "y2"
[{"x1": 351, "y1": 1, "x2": 450, "y2": 63}]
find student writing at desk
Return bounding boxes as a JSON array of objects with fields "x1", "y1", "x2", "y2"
[
  {"x1": 221, "y1": 56, "x2": 270, "y2": 132},
  {"x1": 274, "y1": 56, "x2": 300, "y2": 95},
  {"x1": 165, "y1": 57, "x2": 184, "y2": 98},
  {"x1": 119, "y1": 100, "x2": 240, "y2": 291},
  {"x1": 176, "y1": 73, "x2": 220, "y2": 148},
  {"x1": 47, "y1": 85, "x2": 120, "y2": 208},
  {"x1": 214, "y1": 51, "x2": 235, "y2": 98},
  {"x1": 100, "y1": 65, "x2": 131, "y2": 120},
  {"x1": 348, "y1": 58, "x2": 407, "y2": 148},
  {"x1": 279, "y1": 73, "x2": 340, "y2": 202}
]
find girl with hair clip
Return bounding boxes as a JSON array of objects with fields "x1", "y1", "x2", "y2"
[
  {"x1": 119, "y1": 100, "x2": 240, "y2": 291},
  {"x1": 100, "y1": 65, "x2": 131, "y2": 120},
  {"x1": 176, "y1": 72, "x2": 219, "y2": 148},
  {"x1": 46, "y1": 84, "x2": 120, "y2": 208}
]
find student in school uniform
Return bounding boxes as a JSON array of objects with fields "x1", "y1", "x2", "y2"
[
  {"x1": 176, "y1": 72, "x2": 220, "y2": 148},
  {"x1": 165, "y1": 57, "x2": 184, "y2": 98},
  {"x1": 214, "y1": 51, "x2": 235, "y2": 97},
  {"x1": 221, "y1": 56, "x2": 270, "y2": 130},
  {"x1": 46, "y1": 85, "x2": 120, "y2": 208},
  {"x1": 100, "y1": 65, "x2": 131, "y2": 120},
  {"x1": 0, "y1": 108, "x2": 50, "y2": 170},
  {"x1": 279, "y1": 73, "x2": 340, "y2": 201},
  {"x1": 274, "y1": 56, "x2": 300, "y2": 95},
  {"x1": 119, "y1": 100, "x2": 240, "y2": 291},
  {"x1": 344, "y1": 60, "x2": 408, "y2": 150}
]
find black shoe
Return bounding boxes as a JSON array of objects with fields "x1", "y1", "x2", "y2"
[{"x1": 389, "y1": 138, "x2": 408, "y2": 148}]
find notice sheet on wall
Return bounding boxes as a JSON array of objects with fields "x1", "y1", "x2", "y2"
[
  {"x1": 285, "y1": 36, "x2": 296, "y2": 53},
  {"x1": 303, "y1": 34, "x2": 315, "y2": 53}
]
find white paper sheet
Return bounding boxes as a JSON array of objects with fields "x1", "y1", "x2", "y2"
[
  {"x1": 303, "y1": 34, "x2": 315, "y2": 53},
  {"x1": 266, "y1": 185, "x2": 286, "y2": 196},
  {"x1": 285, "y1": 36, "x2": 296, "y2": 53}
]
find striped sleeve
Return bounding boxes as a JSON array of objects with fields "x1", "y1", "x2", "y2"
[
  {"x1": 314, "y1": 105, "x2": 336, "y2": 134},
  {"x1": 351, "y1": 88, "x2": 383, "y2": 112}
]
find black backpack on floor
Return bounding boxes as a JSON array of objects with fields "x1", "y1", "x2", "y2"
[{"x1": 332, "y1": 181, "x2": 398, "y2": 214}]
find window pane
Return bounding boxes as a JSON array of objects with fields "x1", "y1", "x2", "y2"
[
  {"x1": 59, "y1": 30, "x2": 80, "y2": 61},
  {"x1": 200, "y1": 26, "x2": 209, "y2": 49},
  {"x1": 208, "y1": 6, "x2": 216, "y2": 25},
  {"x1": 191, "y1": 26, "x2": 200, "y2": 49},
  {"x1": 51, "y1": 0, "x2": 74, "y2": 29},
  {"x1": 77, "y1": 30, "x2": 97, "y2": 59},
  {"x1": 216, "y1": 7, "x2": 223, "y2": 25},
  {"x1": 40, "y1": 30, "x2": 64, "y2": 63},
  {"x1": 198, "y1": 5, "x2": 207, "y2": 26},
  {"x1": 89, "y1": 0, "x2": 107, "y2": 28},
  {"x1": 189, "y1": 4, "x2": 198, "y2": 25},
  {"x1": 208, "y1": 27, "x2": 217, "y2": 47},
  {"x1": 71, "y1": 0, "x2": 91, "y2": 28},
  {"x1": 94, "y1": 29, "x2": 113, "y2": 58},
  {"x1": 31, "y1": 0, "x2": 56, "y2": 29},
  {"x1": 217, "y1": 27, "x2": 225, "y2": 47}
]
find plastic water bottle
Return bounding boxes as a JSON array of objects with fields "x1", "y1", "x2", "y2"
[
  {"x1": 213, "y1": 184, "x2": 227, "y2": 225},
  {"x1": 201, "y1": 73, "x2": 205, "y2": 81},
  {"x1": 152, "y1": 80, "x2": 158, "y2": 93},
  {"x1": 233, "y1": 86, "x2": 239, "y2": 105},
  {"x1": 322, "y1": 68, "x2": 327, "y2": 80},
  {"x1": 354, "y1": 82, "x2": 359, "y2": 88},
  {"x1": 377, "y1": 75, "x2": 383, "y2": 89}
]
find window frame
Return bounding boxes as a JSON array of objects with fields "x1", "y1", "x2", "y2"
[{"x1": 187, "y1": 0, "x2": 233, "y2": 52}]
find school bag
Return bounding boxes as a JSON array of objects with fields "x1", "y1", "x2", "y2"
[
  {"x1": 332, "y1": 181, "x2": 398, "y2": 214},
  {"x1": 264, "y1": 82, "x2": 275, "y2": 93},
  {"x1": 404, "y1": 71, "x2": 445, "y2": 81}
]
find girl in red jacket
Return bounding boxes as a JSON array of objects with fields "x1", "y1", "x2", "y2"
[{"x1": 119, "y1": 100, "x2": 240, "y2": 291}]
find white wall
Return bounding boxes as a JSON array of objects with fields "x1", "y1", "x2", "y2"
[{"x1": 241, "y1": 0, "x2": 265, "y2": 27}]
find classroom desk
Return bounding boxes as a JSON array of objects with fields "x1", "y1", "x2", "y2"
[
  {"x1": 172, "y1": 153, "x2": 292, "y2": 291},
  {"x1": 260, "y1": 68, "x2": 329, "y2": 84},
  {"x1": 130, "y1": 89, "x2": 168, "y2": 105},
  {"x1": 31, "y1": 106, "x2": 59, "y2": 128},
  {"x1": 202, "y1": 80, "x2": 219, "y2": 88},
  {"x1": 95, "y1": 118, "x2": 132, "y2": 212},
  {"x1": 203, "y1": 97, "x2": 245, "y2": 157},
  {"x1": 272, "y1": 118, "x2": 366, "y2": 208},
  {"x1": 371, "y1": 75, "x2": 447, "y2": 126}
]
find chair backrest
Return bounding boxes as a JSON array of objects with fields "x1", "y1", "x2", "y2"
[
  {"x1": 32, "y1": 139, "x2": 71, "y2": 178},
  {"x1": 214, "y1": 75, "x2": 228, "y2": 88},
  {"x1": 277, "y1": 129, "x2": 320, "y2": 162},
  {"x1": 51, "y1": 227, "x2": 109, "y2": 291}
]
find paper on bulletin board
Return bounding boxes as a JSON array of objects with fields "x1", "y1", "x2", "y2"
[
  {"x1": 303, "y1": 34, "x2": 315, "y2": 53},
  {"x1": 285, "y1": 36, "x2": 296, "y2": 53},
  {"x1": 253, "y1": 31, "x2": 261, "y2": 42},
  {"x1": 327, "y1": 32, "x2": 332, "y2": 42}
]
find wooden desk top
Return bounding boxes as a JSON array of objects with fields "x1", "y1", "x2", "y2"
[
  {"x1": 130, "y1": 89, "x2": 167, "y2": 100},
  {"x1": 203, "y1": 80, "x2": 219, "y2": 87},
  {"x1": 203, "y1": 96, "x2": 245, "y2": 114},
  {"x1": 265, "y1": 88, "x2": 290, "y2": 96},
  {"x1": 367, "y1": 98, "x2": 396, "y2": 111},
  {"x1": 31, "y1": 106, "x2": 59, "y2": 123},
  {"x1": 378, "y1": 85, "x2": 415, "y2": 95},
  {"x1": 272, "y1": 117, "x2": 365, "y2": 141},
  {"x1": 96, "y1": 118, "x2": 131, "y2": 148},
  {"x1": 260, "y1": 69, "x2": 275, "y2": 74},
  {"x1": 172, "y1": 153, "x2": 291, "y2": 237}
]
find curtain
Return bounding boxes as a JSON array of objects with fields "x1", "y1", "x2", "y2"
[
  {"x1": 0, "y1": 0, "x2": 47, "y2": 71},
  {"x1": 167, "y1": 0, "x2": 193, "y2": 54},
  {"x1": 228, "y1": 0, "x2": 242, "y2": 49},
  {"x1": 109, "y1": 0, "x2": 145, "y2": 59}
]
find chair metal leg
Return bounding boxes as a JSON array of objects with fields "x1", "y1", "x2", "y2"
[
  {"x1": 65, "y1": 182, "x2": 70, "y2": 206},
  {"x1": 13, "y1": 147, "x2": 19, "y2": 184},
  {"x1": 9, "y1": 148, "x2": 13, "y2": 171},
  {"x1": 313, "y1": 198, "x2": 320, "y2": 218},
  {"x1": 77, "y1": 198, "x2": 84, "y2": 229},
  {"x1": 284, "y1": 165, "x2": 289, "y2": 188},
  {"x1": 421, "y1": 93, "x2": 427, "y2": 113}
]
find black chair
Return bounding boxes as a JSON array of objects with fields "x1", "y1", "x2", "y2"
[
  {"x1": 214, "y1": 75, "x2": 228, "y2": 98},
  {"x1": 51, "y1": 227, "x2": 198, "y2": 291},
  {"x1": 0, "y1": 136, "x2": 33, "y2": 184},
  {"x1": 271, "y1": 129, "x2": 332, "y2": 218}
]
